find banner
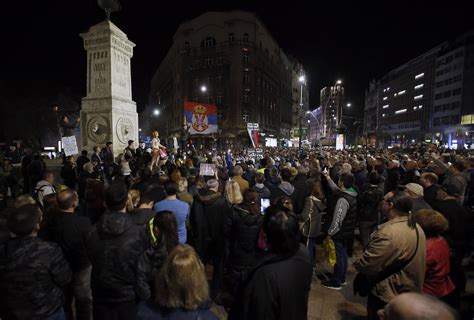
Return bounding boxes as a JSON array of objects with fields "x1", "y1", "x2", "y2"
[
  {"x1": 184, "y1": 102, "x2": 218, "y2": 135},
  {"x1": 61, "y1": 136, "x2": 78, "y2": 156},
  {"x1": 336, "y1": 134, "x2": 344, "y2": 150},
  {"x1": 247, "y1": 123, "x2": 259, "y2": 148}
]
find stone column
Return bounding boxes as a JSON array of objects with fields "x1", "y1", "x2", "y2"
[{"x1": 80, "y1": 20, "x2": 138, "y2": 157}]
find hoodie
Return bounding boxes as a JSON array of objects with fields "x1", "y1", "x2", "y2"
[
  {"x1": 86, "y1": 211, "x2": 147, "y2": 304},
  {"x1": 327, "y1": 179, "x2": 358, "y2": 238},
  {"x1": 278, "y1": 182, "x2": 295, "y2": 196}
]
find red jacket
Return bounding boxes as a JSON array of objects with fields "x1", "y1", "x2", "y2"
[{"x1": 423, "y1": 236, "x2": 455, "y2": 297}]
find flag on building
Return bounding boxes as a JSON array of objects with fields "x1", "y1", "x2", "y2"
[{"x1": 184, "y1": 102, "x2": 218, "y2": 135}]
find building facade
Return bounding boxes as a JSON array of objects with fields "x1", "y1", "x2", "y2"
[
  {"x1": 364, "y1": 31, "x2": 474, "y2": 149},
  {"x1": 290, "y1": 59, "x2": 309, "y2": 146},
  {"x1": 320, "y1": 83, "x2": 345, "y2": 142},
  {"x1": 148, "y1": 11, "x2": 294, "y2": 148}
]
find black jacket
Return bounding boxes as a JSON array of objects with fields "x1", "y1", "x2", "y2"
[
  {"x1": 386, "y1": 168, "x2": 400, "y2": 193},
  {"x1": 60, "y1": 163, "x2": 77, "y2": 189},
  {"x1": 190, "y1": 190, "x2": 228, "y2": 259},
  {"x1": 358, "y1": 184, "x2": 383, "y2": 223},
  {"x1": 130, "y1": 208, "x2": 156, "y2": 227},
  {"x1": 0, "y1": 236, "x2": 71, "y2": 320},
  {"x1": 225, "y1": 204, "x2": 263, "y2": 269},
  {"x1": 292, "y1": 174, "x2": 311, "y2": 215},
  {"x1": 254, "y1": 184, "x2": 271, "y2": 201},
  {"x1": 136, "y1": 241, "x2": 168, "y2": 302},
  {"x1": 86, "y1": 211, "x2": 147, "y2": 304},
  {"x1": 423, "y1": 184, "x2": 440, "y2": 207},
  {"x1": 228, "y1": 244, "x2": 312, "y2": 320},
  {"x1": 48, "y1": 211, "x2": 91, "y2": 272},
  {"x1": 76, "y1": 155, "x2": 90, "y2": 173}
]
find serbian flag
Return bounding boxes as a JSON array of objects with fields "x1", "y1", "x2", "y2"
[{"x1": 184, "y1": 102, "x2": 218, "y2": 135}]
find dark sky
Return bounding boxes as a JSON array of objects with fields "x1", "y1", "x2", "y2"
[{"x1": 1, "y1": 0, "x2": 473, "y2": 116}]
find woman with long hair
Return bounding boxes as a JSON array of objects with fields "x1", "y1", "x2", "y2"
[
  {"x1": 137, "y1": 244, "x2": 217, "y2": 320},
  {"x1": 136, "y1": 211, "x2": 179, "y2": 302},
  {"x1": 224, "y1": 180, "x2": 243, "y2": 207}
]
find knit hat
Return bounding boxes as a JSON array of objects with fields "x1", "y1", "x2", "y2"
[{"x1": 207, "y1": 179, "x2": 219, "y2": 189}]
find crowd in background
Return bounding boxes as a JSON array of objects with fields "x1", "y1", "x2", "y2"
[{"x1": 0, "y1": 138, "x2": 472, "y2": 320}]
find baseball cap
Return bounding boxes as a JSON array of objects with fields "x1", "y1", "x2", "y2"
[{"x1": 404, "y1": 183, "x2": 424, "y2": 197}]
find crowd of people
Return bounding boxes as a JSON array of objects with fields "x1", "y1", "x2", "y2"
[{"x1": 0, "y1": 137, "x2": 473, "y2": 320}]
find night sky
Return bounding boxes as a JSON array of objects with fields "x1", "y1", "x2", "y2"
[{"x1": 1, "y1": 0, "x2": 473, "y2": 117}]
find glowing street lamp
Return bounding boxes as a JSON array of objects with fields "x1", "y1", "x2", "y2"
[{"x1": 153, "y1": 109, "x2": 160, "y2": 116}]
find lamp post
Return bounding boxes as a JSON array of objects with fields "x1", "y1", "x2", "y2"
[{"x1": 298, "y1": 74, "x2": 306, "y2": 151}]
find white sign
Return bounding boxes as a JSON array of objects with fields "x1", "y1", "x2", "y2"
[
  {"x1": 62, "y1": 136, "x2": 79, "y2": 156},
  {"x1": 199, "y1": 163, "x2": 216, "y2": 176},
  {"x1": 336, "y1": 134, "x2": 344, "y2": 151},
  {"x1": 247, "y1": 123, "x2": 259, "y2": 130},
  {"x1": 248, "y1": 148, "x2": 264, "y2": 160}
]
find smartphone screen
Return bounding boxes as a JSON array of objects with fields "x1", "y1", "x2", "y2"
[{"x1": 260, "y1": 198, "x2": 270, "y2": 215}]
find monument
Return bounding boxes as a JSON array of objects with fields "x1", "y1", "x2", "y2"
[{"x1": 80, "y1": 0, "x2": 138, "y2": 156}]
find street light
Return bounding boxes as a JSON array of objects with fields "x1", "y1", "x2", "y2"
[
  {"x1": 200, "y1": 85, "x2": 207, "y2": 93},
  {"x1": 346, "y1": 103, "x2": 352, "y2": 107},
  {"x1": 298, "y1": 73, "x2": 306, "y2": 151},
  {"x1": 336, "y1": 79, "x2": 342, "y2": 85},
  {"x1": 153, "y1": 109, "x2": 160, "y2": 116}
]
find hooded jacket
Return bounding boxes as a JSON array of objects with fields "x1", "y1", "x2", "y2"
[
  {"x1": 0, "y1": 236, "x2": 71, "y2": 320},
  {"x1": 136, "y1": 241, "x2": 168, "y2": 302},
  {"x1": 190, "y1": 189, "x2": 228, "y2": 259},
  {"x1": 270, "y1": 181, "x2": 295, "y2": 205},
  {"x1": 327, "y1": 179, "x2": 358, "y2": 240},
  {"x1": 86, "y1": 210, "x2": 147, "y2": 304},
  {"x1": 225, "y1": 204, "x2": 263, "y2": 269}
]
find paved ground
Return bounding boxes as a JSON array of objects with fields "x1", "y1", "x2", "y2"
[{"x1": 210, "y1": 243, "x2": 474, "y2": 320}]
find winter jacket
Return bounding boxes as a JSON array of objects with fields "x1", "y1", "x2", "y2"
[
  {"x1": 60, "y1": 163, "x2": 77, "y2": 189},
  {"x1": 423, "y1": 184, "x2": 440, "y2": 207},
  {"x1": 292, "y1": 174, "x2": 311, "y2": 215},
  {"x1": 354, "y1": 216, "x2": 426, "y2": 303},
  {"x1": 225, "y1": 204, "x2": 263, "y2": 268},
  {"x1": 137, "y1": 302, "x2": 217, "y2": 320},
  {"x1": 386, "y1": 168, "x2": 400, "y2": 193},
  {"x1": 48, "y1": 211, "x2": 92, "y2": 272},
  {"x1": 76, "y1": 155, "x2": 90, "y2": 173},
  {"x1": 298, "y1": 196, "x2": 326, "y2": 238},
  {"x1": 353, "y1": 170, "x2": 367, "y2": 192},
  {"x1": 432, "y1": 199, "x2": 469, "y2": 251},
  {"x1": 136, "y1": 241, "x2": 168, "y2": 301},
  {"x1": 86, "y1": 210, "x2": 147, "y2": 304},
  {"x1": 264, "y1": 176, "x2": 281, "y2": 192},
  {"x1": 423, "y1": 236, "x2": 455, "y2": 298},
  {"x1": 326, "y1": 179, "x2": 358, "y2": 240},
  {"x1": 190, "y1": 190, "x2": 228, "y2": 259},
  {"x1": 0, "y1": 236, "x2": 71, "y2": 320},
  {"x1": 228, "y1": 244, "x2": 312, "y2": 320},
  {"x1": 130, "y1": 208, "x2": 156, "y2": 227}
]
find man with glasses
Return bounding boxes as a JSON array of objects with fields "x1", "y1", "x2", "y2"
[{"x1": 354, "y1": 190, "x2": 426, "y2": 320}]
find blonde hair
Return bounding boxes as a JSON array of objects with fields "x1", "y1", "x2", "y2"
[
  {"x1": 14, "y1": 194, "x2": 36, "y2": 208},
  {"x1": 178, "y1": 177, "x2": 188, "y2": 193},
  {"x1": 126, "y1": 189, "x2": 140, "y2": 212},
  {"x1": 413, "y1": 209, "x2": 449, "y2": 237},
  {"x1": 225, "y1": 180, "x2": 243, "y2": 205},
  {"x1": 155, "y1": 244, "x2": 209, "y2": 310}
]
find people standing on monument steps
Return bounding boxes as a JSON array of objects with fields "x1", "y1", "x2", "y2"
[{"x1": 151, "y1": 131, "x2": 166, "y2": 171}]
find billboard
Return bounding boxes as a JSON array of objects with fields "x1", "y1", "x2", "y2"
[{"x1": 184, "y1": 102, "x2": 218, "y2": 135}]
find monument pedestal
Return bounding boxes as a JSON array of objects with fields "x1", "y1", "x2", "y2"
[{"x1": 80, "y1": 20, "x2": 138, "y2": 156}]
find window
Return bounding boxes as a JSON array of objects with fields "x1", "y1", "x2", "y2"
[
  {"x1": 414, "y1": 94, "x2": 423, "y2": 100},
  {"x1": 434, "y1": 105, "x2": 441, "y2": 112},
  {"x1": 194, "y1": 59, "x2": 201, "y2": 68},
  {"x1": 434, "y1": 118, "x2": 441, "y2": 126},
  {"x1": 443, "y1": 91, "x2": 452, "y2": 98},
  {"x1": 453, "y1": 75, "x2": 462, "y2": 82},
  {"x1": 205, "y1": 57, "x2": 211, "y2": 66},
  {"x1": 436, "y1": 69, "x2": 445, "y2": 76},
  {"x1": 243, "y1": 33, "x2": 249, "y2": 42},
  {"x1": 444, "y1": 78, "x2": 453, "y2": 85},
  {"x1": 383, "y1": 96, "x2": 388, "y2": 101},
  {"x1": 243, "y1": 73, "x2": 249, "y2": 83},
  {"x1": 415, "y1": 73, "x2": 424, "y2": 79},
  {"x1": 216, "y1": 75, "x2": 223, "y2": 85},
  {"x1": 202, "y1": 37, "x2": 216, "y2": 47},
  {"x1": 452, "y1": 88, "x2": 462, "y2": 95},
  {"x1": 205, "y1": 97, "x2": 212, "y2": 104},
  {"x1": 229, "y1": 33, "x2": 235, "y2": 42},
  {"x1": 451, "y1": 115, "x2": 459, "y2": 124},
  {"x1": 455, "y1": 51, "x2": 463, "y2": 58},
  {"x1": 461, "y1": 114, "x2": 474, "y2": 124},
  {"x1": 436, "y1": 81, "x2": 443, "y2": 88},
  {"x1": 382, "y1": 104, "x2": 389, "y2": 109},
  {"x1": 414, "y1": 84, "x2": 424, "y2": 90},
  {"x1": 442, "y1": 116, "x2": 449, "y2": 125},
  {"x1": 243, "y1": 52, "x2": 249, "y2": 64},
  {"x1": 435, "y1": 93, "x2": 443, "y2": 100},
  {"x1": 398, "y1": 90, "x2": 406, "y2": 95},
  {"x1": 395, "y1": 109, "x2": 407, "y2": 114},
  {"x1": 451, "y1": 101, "x2": 460, "y2": 109},
  {"x1": 193, "y1": 78, "x2": 199, "y2": 87},
  {"x1": 442, "y1": 104, "x2": 451, "y2": 111},
  {"x1": 184, "y1": 41, "x2": 190, "y2": 49},
  {"x1": 243, "y1": 93, "x2": 249, "y2": 103},
  {"x1": 217, "y1": 56, "x2": 223, "y2": 65},
  {"x1": 217, "y1": 95, "x2": 223, "y2": 104}
]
